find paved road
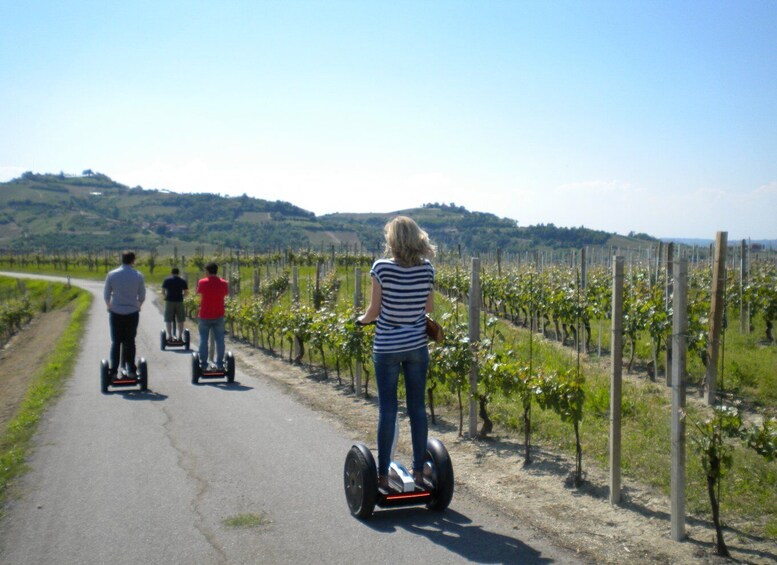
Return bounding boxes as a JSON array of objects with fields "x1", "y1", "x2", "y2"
[{"x1": 0, "y1": 272, "x2": 580, "y2": 564}]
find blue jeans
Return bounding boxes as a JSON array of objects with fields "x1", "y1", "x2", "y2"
[
  {"x1": 374, "y1": 345, "x2": 429, "y2": 477},
  {"x1": 198, "y1": 317, "x2": 225, "y2": 368}
]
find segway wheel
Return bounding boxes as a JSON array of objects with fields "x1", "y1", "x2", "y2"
[
  {"x1": 100, "y1": 359, "x2": 110, "y2": 394},
  {"x1": 425, "y1": 438, "x2": 454, "y2": 511},
  {"x1": 343, "y1": 444, "x2": 377, "y2": 519},
  {"x1": 183, "y1": 329, "x2": 191, "y2": 351},
  {"x1": 160, "y1": 330, "x2": 167, "y2": 351},
  {"x1": 191, "y1": 352, "x2": 200, "y2": 385},
  {"x1": 138, "y1": 358, "x2": 148, "y2": 391},
  {"x1": 226, "y1": 351, "x2": 235, "y2": 383}
]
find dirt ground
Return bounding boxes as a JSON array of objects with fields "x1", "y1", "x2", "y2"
[
  {"x1": 1, "y1": 307, "x2": 775, "y2": 564},
  {"x1": 0, "y1": 307, "x2": 73, "y2": 432}
]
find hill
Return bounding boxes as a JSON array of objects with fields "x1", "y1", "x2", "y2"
[{"x1": 0, "y1": 172, "x2": 653, "y2": 254}]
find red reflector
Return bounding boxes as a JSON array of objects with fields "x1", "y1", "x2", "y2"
[{"x1": 385, "y1": 492, "x2": 430, "y2": 501}]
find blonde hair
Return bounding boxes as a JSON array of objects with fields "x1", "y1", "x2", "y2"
[{"x1": 383, "y1": 216, "x2": 436, "y2": 266}]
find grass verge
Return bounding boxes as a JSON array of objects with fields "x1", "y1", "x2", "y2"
[
  {"x1": 223, "y1": 512, "x2": 271, "y2": 528},
  {"x1": 0, "y1": 288, "x2": 92, "y2": 515}
]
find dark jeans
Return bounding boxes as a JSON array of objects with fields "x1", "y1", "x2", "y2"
[
  {"x1": 374, "y1": 345, "x2": 429, "y2": 477},
  {"x1": 109, "y1": 311, "x2": 139, "y2": 372}
]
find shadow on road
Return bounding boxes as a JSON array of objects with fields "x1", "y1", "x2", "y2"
[
  {"x1": 199, "y1": 381, "x2": 253, "y2": 392},
  {"x1": 112, "y1": 390, "x2": 169, "y2": 401},
  {"x1": 364, "y1": 508, "x2": 559, "y2": 564}
]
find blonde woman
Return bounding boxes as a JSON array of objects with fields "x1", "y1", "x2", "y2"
[{"x1": 358, "y1": 216, "x2": 436, "y2": 490}]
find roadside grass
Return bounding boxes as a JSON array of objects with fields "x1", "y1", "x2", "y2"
[
  {"x1": 586, "y1": 306, "x2": 777, "y2": 410},
  {"x1": 708, "y1": 322, "x2": 777, "y2": 408},
  {"x1": 0, "y1": 287, "x2": 91, "y2": 515},
  {"x1": 0, "y1": 276, "x2": 83, "y2": 309},
  {"x1": 222, "y1": 512, "x2": 271, "y2": 528}
]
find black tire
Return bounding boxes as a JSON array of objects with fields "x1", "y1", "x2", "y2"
[
  {"x1": 183, "y1": 329, "x2": 190, "y2": 351},
  {"x1": 425, "y1": 438, "x2": 454, "y2": 511},
  {"x1": 160, "y1": 330, "x2": 167, "y2": 351},
  {"x1": 343, "y1": 444, "x2": 377, "y2": 519},
  {"x1": 226, "y1": 351, "x2": 235, "y2": 383},
  {"x1": 191, "y1": 352, "x2": 200, "y2": 385},
  {"x1": 138, "y1": 359, "x2": 148, "y2": 391},
  {"x1": 101, "y1": 359, "x2": 110, "y2": 394}
]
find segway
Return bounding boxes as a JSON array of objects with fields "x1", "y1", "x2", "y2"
[
  {"x1": 160, "y1": 319, "x2": 190, "y2": 351},
  {"x1": 161, "y1": 329, "x2": 190, "y2": 350},
  {"x1": 100, "y1": 346, "x2": 148, "y2": 393},
  {"x1": 343, "y1": 420, "x2": 454, "y2": 519},
  {"x1": 191, "y1": 351, "x2": 235, "y2": 385}
]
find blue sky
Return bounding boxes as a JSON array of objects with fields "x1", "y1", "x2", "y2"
[{"x1": 1, "y1": 1, "x2": 775, "y2": 239}]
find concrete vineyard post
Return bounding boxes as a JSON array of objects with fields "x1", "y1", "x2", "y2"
[
  {"x1": 706, "y1": 231, "x2": 728, "y2": 405},
  {"x1": 354, "y1": 267, "x2": 362, "y2": 396},
  {"x1": 665, "y1": 243, "x2": 674, "y2": 386},
  {"x1": 292, "y1": 266, "x2": 301, "y2": 362},
  {"x1": 739, "y1": 239, "x2": 749, "y2": 334},
  {"x1": 610, "y1": 256, "x2": 624, "y2": 504},
  {"x1": 671, "y1": 257, "x2": 688, "y2": 541},
  {"x1": 468, "y1": 257, "x2": 480, "y2": 439}
]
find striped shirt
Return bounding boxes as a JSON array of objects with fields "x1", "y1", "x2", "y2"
[{"x1": 370, "y1": 258, "x2": 435, "y2": 354}]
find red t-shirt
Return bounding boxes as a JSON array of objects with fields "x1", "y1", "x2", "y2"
[{"x1": 197, "y1": 275, "x2": 229, "y2": 319}]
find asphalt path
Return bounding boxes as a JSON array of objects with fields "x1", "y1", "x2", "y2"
[{"x1": 0, "y1": 272, "x2": 580, "y2": 565}]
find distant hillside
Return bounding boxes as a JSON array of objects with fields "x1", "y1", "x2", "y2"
[
  {"x1": 320, "y1": 203, "x2": 644, "y2": 255},
  {"x1": 0, "y1": 172, "x2": 654, "y2": 254},
  {"x1": 0, "y1": 172, "x2": 318, "y2": 252}
]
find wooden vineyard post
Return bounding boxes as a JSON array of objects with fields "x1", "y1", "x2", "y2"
[
  {"x1": 468, "y1": 257, "x2": 481, "y2": 439},
  {"x1": 253, "y1": 268, "x2": 260, "y2": 296},
  {"x1": 706, "y1": 231, "x2": 727, "y2": 405},
  {"x1": 610, "y1": 256, "x2": 624, "y2": 504},
  {"x1": 354, "y1": 267, "x2": 362, "y2": 396},
  {"x1": 671, "y1": 257, "x2": 688, "y2": 541},
  {"x1": 739, "y1": 239, "x2": 749, "y2": 334},
  {"x1": 665, "y1": 242, "x2": 674, "y2": 386}
]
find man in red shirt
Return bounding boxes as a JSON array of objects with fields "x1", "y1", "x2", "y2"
[{"x1": 197, "y1": 262, "x2": 229, "y2": 369}]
